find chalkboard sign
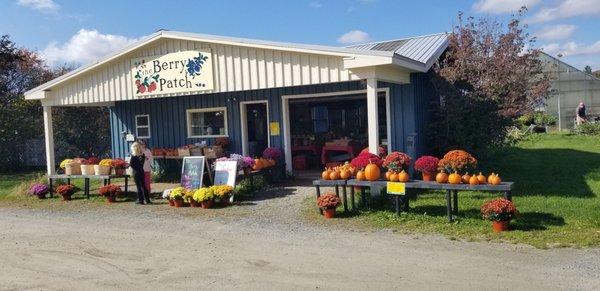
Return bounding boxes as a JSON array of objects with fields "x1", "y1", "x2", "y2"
[{"x1": 181, "y1": 156, "x2": 206, "y2": 189}]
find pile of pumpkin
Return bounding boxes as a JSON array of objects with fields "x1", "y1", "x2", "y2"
[
  {"x1": 252, "y1": 158, "x2": 277, "y2": 171},
  {"x1": 321, "y1": 162, "x2": 356, "y2": 180},
  {"x1": 434, "y1": 171, "x2": 502, "y2": 185}
]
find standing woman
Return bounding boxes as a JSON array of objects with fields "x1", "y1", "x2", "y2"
[
  {"x1": 130, "y1": 142, "x2": 151, "y2": 204},
  {"x1": 138, "y1": 140, "x2": 153, "y2": 195}
]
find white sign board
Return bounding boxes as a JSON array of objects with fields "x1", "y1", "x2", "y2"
[
  {"x1": 214, "y1": 161, "x2": 238, "y2": 187},
  {"x1": 131, "y1": 50, "x2": 214, "y2": 97}
]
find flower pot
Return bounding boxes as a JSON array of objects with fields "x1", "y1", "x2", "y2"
[
  {"x1": 173, "y1": 198, "x2": 184, "y2": 208},
  {"x1": 168, "y1": 198, "x2": 175, "y2": 207},
  {"x1": 114, "y1": 168, "x2": 125, "y2": 176},
  {"x1": 36, "y1": 193, "x2": 46, "y2": 199},
  {"x1": 80, "y1": 165, "x2": 95, "y2": 175},
  {"x1": 65, "y1": 163, "x2": 82, "y2": 175},
  {"x1": 200, "y1": 200, "x2": 213, "y2": 209},
  {"x1": 323, "y1": 208, "x2": 336, "y2": 219},
  {"x1": 94, "y1": 165, "x2": 111, "y2": 175},
  {"x1": 60, "y1": 193, "x2": 72, "y2": 201},
  {"x1": 189, "y1": 199, "x2": 200, "y2": 207},
  {"x1": 106, "y1": 196, "x2": 116, "y2": 203},
  {"x1": 492, "y1": 220, "x2": 510, "y2": 232},
  {"x1": 220, "y1": 197, "x2": 230, "y2": 206},
  {"x1": 422, "y1": 172, "x2": 434, "y2": 182}
]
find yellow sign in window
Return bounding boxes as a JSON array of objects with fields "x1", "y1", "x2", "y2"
[
  {"x1": 269, "y1": 122, "x2": 280, "y2": 136},
  {"x1": 387, "y1": 182, "x2": 406, "y2": 195}
]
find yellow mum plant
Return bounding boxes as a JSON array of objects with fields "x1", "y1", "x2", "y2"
[
  {"x1": 169, "y1": 187, "x2": 189, "y2": 200},
  {"x1": 59, "y1": 159, "x2": 73, "y2": 169},
  {"x1": 193, "y1": 187, "x2": 214, "y2": 202},
  {"x1": 211, "y1": 185, "x2": 234, "y2": 199},
  {"x1": 99, "y1": 159, "x2": 113, "y2": 167}
]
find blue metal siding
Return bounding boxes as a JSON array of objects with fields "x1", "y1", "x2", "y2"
[{"x1": 109, "y1": 74, "x2": 436, "y2": 160}]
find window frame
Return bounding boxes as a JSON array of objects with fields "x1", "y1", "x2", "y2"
[
  {"x1": 135, "y1": 114, "x2": 151, "y2": 139},
  {"x1": 186, "y1": 107, "x2": 229, "y2": 138}
]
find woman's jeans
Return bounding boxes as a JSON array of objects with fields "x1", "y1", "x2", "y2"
[{"x1": 134, "y1": 173, "x2": 149, "y2": 203}]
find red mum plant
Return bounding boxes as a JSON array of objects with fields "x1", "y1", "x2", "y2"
[
  {"x1": 317, "y1": 193, "x2": 342, "y2": 209},
  {"x1": 262, "y1": 147, "x2": 282, "y2": 160},
  {"x1": 215, "y1": 137, "x2": 231, "y2": 149},
  {"x1": 360, "y1": 146, "x2": 387, "y2": 157},
  {"x1": 414, "y1": 156, "x2": 440, "y2": 173},
  {"x1": 99, "y1": 184, "x2": 122, "y2": 198},
  {"x1": 83, "y1": 157, "x2": 101, "y2": 165},
  {"x1": 55, "y1": 184, "x2": 78, "y2": 201},
  {"x1": 111, "y1": 158, "x2": 129, "y2": 169},
  {"x1": 350, "y1": 152, "x2": 383, "y2": 170},
  {"x1": 481, "y1": 198, "x2": 518, "y2": 222},
  {"x1": 438, "y1": 150, "x2": 477, "y2": 173},
  {"x1": 382, "y1": 152, "x2": 412, "y2": 172}
]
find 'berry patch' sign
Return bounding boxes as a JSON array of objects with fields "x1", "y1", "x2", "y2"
[{"x1": 131, "y1": 50, "x2": 214, "y2": 97}]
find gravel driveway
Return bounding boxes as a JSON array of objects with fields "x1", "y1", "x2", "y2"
[{"x1": 0, "y1": 182, "x2": 599, "y2": 290}]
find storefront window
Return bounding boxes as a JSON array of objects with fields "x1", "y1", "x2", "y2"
[
  {"x1": 135, "y1": 115, "x2": 150, "y2": 138},
  {"x1": 186, "y1": 107, "x2": 228, "y2": 138}
]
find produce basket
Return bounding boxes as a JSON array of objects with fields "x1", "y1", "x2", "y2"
[
  {"x1": 65, "y1": 162, "x2": 82, "y2": 175},
  {"x1": 80, "y1": 164, "x2": 95, "y2": 175},
  {"x1": 94, "y1": 165, "x2": 111, "y2": 175}
]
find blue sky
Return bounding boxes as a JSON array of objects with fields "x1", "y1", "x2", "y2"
[{"x1": 2, "y1": 0, "x2": 599, "y2": 70}]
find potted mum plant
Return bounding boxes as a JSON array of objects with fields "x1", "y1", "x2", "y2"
[
  {"x1": 95, "y1": 159, "x2": 113, "y2": 175},
  {"x1": 193, "y1": 187, "x2": 215, "y2": 209},
  {"x1": 29, "y1": 183, "x2": 50, "y2": 199},
  {"x1": 481, "y1": 198, "x2": 518, "y2": 232},
  {"x1": 55, "y1": 184, "x2": 77, "y2": 201},
  {"x1": 99, "y1": 184, "x2": 121, "y2": 203},
  {"x1": 212, "y1": 185, "x2": 234, "y2": 206},
  {"x1": 262, "y1": 147, "x2": 282, "y2": 165},
  {"x1": 382, "y1": 151, "x2": 412, "y2": 179},
  {"x1": 242, "y1": 156, "x2": 255, "y2": 174},
  {"x1": 350, "y1": 152, "x2": 383, "y2": 181},
  {"x1": 414, "y1": 156, "x2": 440, "y2": 181},
  {"x1": 111, "y1": 158, "x2": 129, "y2": 176},
  {"x1": 169, "y1": 187, "x2": 188, "y2": 208},
  {"x1": 438, "y1": 150, "x2": 477, "y2": 174},
  {"x1": 317, "y1": 193, "x2": 342, "y2": 218}
]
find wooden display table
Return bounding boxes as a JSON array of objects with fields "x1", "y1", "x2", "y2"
[
  {"x1": 314, "y1": 179, "x2": 514, "y2": 222},
  {"x1": 48, "y1": 174, "x2": 129, "y2": 199}
]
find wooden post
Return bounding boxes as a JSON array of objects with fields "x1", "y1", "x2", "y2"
[
  {"x1": 366, "y1": 78, "x2": 379, "y2": 154},
  {"x1": 43, "y1": 106, "x2": 55, "y2": 175}
]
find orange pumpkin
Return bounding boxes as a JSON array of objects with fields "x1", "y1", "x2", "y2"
[
  {"x1": 436, "y1": 172, "x2": 448, "y2": 183},
  {"x1": 356, "y1": 170, "x2": 366, "y2": 181},
  {"x1": 489, "y1": 174, "x2": 502, "y2": 185},
  {"x1": 322, "y1": 169, "x2": 331, "y2": 180},
  {"x1": 389, "y1": 172, "x2": 399, "y2": 182},
  {"x1": 340, "y1": 170, "x2": 351, "y2": 180},
  {"x1": 448, "y1": 172, "x2": 462, "y2": 184},
  {"x1": 397, "y1": 170, "x2": 410, "y2": 182},
  {"x1": 488, "y1": 173, "x2": 496, "y2": 184},
  {"x1": 253, "y1": 159, "x2": 263, "y2": 170},
  {"x1": 476, "y1": 172, "x2": 487, "y2": 184},
  {"x1": 468, "y1": 175, "x2": 479, "y2": 185},
  {"x1": 364, "y1": 163, "x2": 381, "y2": 181},
  {"x1": 329, "y1": 171, "x2": 340, "y2": 180},
  {"x1": 462, "y1": 172, "x2": 471, "y2": 184},
  {"x1": 385, "y1": 171, "x2": 392, "y2": 181}
]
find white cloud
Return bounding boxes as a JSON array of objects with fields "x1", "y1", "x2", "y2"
[
  {"x1": 41, "y1": 29, "x2": 138, "y2": 66},
  {"x1": 541, "y1": 40, "x2": 600, "y2": 57},
  {"x1": 337, "y1": 30, "x2": 371, "y2": 44},
  {"x1": 472, "y1": 0, "x2": 540, "y2": 14},
  {"x1": 528, "y1": 0, "x2": 600, "y2": 23},
  {"x1": 535, "y1": 24, "x2": 576, "y2": 41},
  {"x1": 309, "y1": 1, "x2": 322, "y2": 8},
  {"x1": 17, "y1": 0, "x2": 59, "y2": 12}
]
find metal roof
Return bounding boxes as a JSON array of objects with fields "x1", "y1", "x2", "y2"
[{"x1": 347, "y1": 33, "x2": 449, "y2": 65}]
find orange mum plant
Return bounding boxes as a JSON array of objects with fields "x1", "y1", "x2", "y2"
[{"x1": 438, "y1": 150, "x2": 477, "y2": 173}]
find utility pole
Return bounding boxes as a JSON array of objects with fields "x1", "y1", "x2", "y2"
[{"x1": 557, "y1": 54, "x2": 563, "y2": 131}]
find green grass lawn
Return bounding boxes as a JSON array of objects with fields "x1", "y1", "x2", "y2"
[{"x1": 304, "y1": 133, "x2": 600, "y2": 248}]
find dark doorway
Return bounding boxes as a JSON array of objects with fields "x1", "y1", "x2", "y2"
[{"x1": 245, "y1": 102, "x2": 269, "y2": 157}]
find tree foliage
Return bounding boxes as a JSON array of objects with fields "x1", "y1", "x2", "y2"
[
  {"x1": 0, "y1": 35, "x2": 110, "y2": 171},
  {"x1": 429, "y1": 9, "x2": 551, "y2": 153}
]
